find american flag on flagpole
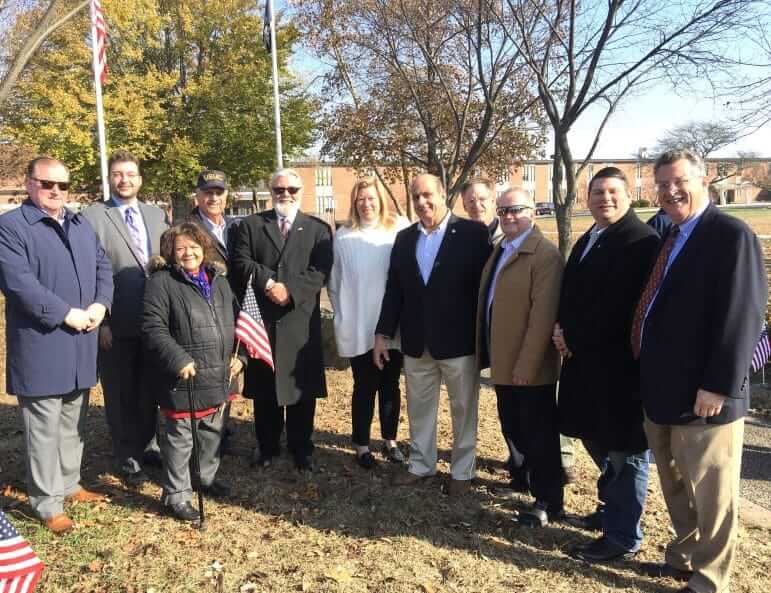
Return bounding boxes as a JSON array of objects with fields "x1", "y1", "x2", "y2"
[
  {"x1": 0, "y1": 511, "x2": 44, "y2": 593},
  {"x1": 751, "y1": 323, "x2": 771, "y2": 373},
  {"x1": 91, "y1": 0, "x2": 108, "y2": 84},
  {"x1": 235, "y1": 276, "x2": 274, "y2": 370}
]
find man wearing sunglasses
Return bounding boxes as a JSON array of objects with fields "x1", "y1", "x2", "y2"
[
  {"x1": 83, "y1": 150, "x2": 169, "y2": 487},
  {"x1": 231, "y1": 168, "x2": 333, "y2": 472},
  {"x1": 0, "y1": 156, "x2": 114, "y2": 534},
  {"x1": 476, "y1": 188, "x2": 564, "y2": 526}
]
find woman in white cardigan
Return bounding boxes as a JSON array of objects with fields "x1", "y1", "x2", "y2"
[{"x1": 328, "y1": 177, "x2": 409, "y2": 469}]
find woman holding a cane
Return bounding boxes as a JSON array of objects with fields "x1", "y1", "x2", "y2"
[{"x1": 142, "y1": 222, "x2": 245, "y2": 523}]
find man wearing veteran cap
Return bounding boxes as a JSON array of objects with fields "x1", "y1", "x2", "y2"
[{"x1": 187, "y1": 170, "x2": 241, "y2": 268}]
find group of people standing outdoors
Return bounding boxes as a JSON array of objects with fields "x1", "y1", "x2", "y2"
[{"x1": 0, "y1": 147, "x2": 765, "y2": 593}]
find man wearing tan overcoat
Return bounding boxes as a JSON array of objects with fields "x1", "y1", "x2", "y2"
[{"x1": 477, "y1": 187, "x2": 564, "y2": 527}]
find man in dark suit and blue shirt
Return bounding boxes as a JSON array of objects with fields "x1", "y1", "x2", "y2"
[
  {"x1": 634, "y1": 150, "x2": 766, "y2": 593},
  {"x1": 0, "y1": 157, "x2": 113, "y2": 534},
  {"x1": 374, "y1": 173, "x2": 491, "y2": 496},
  {"x1": 82, "y1": 150, "x2": 169, "y2": 486}
]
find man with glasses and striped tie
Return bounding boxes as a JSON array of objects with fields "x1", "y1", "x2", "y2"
[
  {"x1": 83, "y1": 150, "x2": 169, "y2": 487},
  {"x1": 231, "y1": 168, "x2": 333, "y2": 472}
]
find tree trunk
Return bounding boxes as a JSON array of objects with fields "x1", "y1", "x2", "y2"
[
  {"x1": 0, "y1": 0, "x2": 89, "y2": 105},
  {"x1": 171, "y1": 192, "x2": 192, "y2": 224}
]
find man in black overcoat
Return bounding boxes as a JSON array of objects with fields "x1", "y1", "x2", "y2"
[
  {"x1": 554, "y1": 167, "x2": 660, "y2": 562},
  {"x1": 231, "y1": 168, "x2": 333, "y2": 471}
]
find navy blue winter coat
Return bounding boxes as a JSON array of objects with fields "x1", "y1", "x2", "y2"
[{"x1": 0, "y1": 200, "x2": 114, "y2": 397}]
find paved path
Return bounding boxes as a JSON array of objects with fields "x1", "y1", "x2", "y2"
[{"x1": 742, "y1": 413, "x2": 771, "y2": 512}]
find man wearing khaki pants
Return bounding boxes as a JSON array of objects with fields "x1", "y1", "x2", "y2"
[{"x1": 634, "y1": 150, "x2": 766, "y2": 593}]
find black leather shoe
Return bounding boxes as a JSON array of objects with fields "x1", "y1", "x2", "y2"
[
  {"x1": 640, "y1": 562, "x2": 693, "y2": 582},
  {"x1": 251, "y1": 452, "x2": 273, "y2": 469},
  {"x1": 202, "y1": 480, "x2": 231, "y2": 498},
  {"x1": 382, "y1": 444, "x2": 405, "y2": 463},
  {"x1": 122, "y1": 469, "x2": 149, "y2": 487},
  {"x1": 356, "y1": 451, "x2": 376, "y2": 469},
  {"x1": 564, "y1": 509, "x2": 603, "y2": 531},
  {"x1": 294, "y1": 454, "x2": 314, "y2": 472},
  {"x1": 570, "y1": 537, "x2": 637, "y2": 563},
  {"x1": 170, "y1": 501, "x2": 201, "y2": 522},
  {"x1": 142, "y1": 450, "x2": 163, "y2": 467},
  {"x1": 518, "y1": 501, "x2": 563, "y2": 527}
]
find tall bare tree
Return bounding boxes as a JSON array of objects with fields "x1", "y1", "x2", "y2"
[
  {"x1": 654, "y1": 121, "x2": 739, "y2": 162},
  {"x1": 493, "y1": 0, "x2": 767, "y2": 256},
  {"x1": 294, "y1": 0, "x2": 547, "y2": 210}
]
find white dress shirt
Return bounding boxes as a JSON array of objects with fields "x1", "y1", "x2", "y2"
[
  {"x1": 415, "y1": 212, "x2": 451, "y2": 284},
  {"x1": 199, "y1": 211, "x2": 227, "y2": 247}
]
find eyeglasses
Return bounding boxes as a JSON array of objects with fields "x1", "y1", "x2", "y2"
[
  {"x1": 655, "y1": 178, "x2": 691, "y2": 192},
  {"x1": 31, "y1": 177, "x2": 70, "y2": 191},
  {"x1": 272, "y1": 186, "x2": 301, "y2": 195},
  {"x1": 110, "y1": 172, "x2": 140, "y2": 180},
  {"x1": 496, "y1": 205, "x2": 531, "y2": 217}
]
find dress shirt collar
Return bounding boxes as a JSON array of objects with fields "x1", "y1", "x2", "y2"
[
  {"x1": 500, "y1": 226, "x2": 533, "y2": 252},
  {"x1": 112, "y1": 195, "x2": 140, "y2": 211},
  {"x1": 418, "y1": 211, "x2": 450, "y2": 236},
  {"x1": 277, "y1": 208, "x2": 298, "y2": 226},
  {"x1": 674, "y1": 200, "x2": 709, "y2": 240},
  {"x1": 199, "y1": 211, "x2": 226, "y2": 232}
]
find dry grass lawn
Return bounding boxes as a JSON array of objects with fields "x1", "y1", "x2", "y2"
[{"x1": 2, "y1": 207, "x2": 771, "y2": 593}]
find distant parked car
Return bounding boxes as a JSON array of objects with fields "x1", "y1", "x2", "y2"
[{"x1": 535, "y1": 202, "x2": 554, "y2": 215}]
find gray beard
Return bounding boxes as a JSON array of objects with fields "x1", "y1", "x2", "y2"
[{"x1": 274, "y1": 201, "x2": 299, "y2": 218}]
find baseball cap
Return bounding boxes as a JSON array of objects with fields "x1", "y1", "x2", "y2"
[{"x1": 197, "y1": 169, "x2": 227, "y2": 191}]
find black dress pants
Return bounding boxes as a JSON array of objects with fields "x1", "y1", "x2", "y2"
[
  {"x1": 349, "y1": 349, "x2": 403, "y2": 446},
  {"x1": 252, "y1": 373, "x2": 316, "y2": 460},
  {"x1": 494, "y1": 383, "x2": 564, "y2": 513}
]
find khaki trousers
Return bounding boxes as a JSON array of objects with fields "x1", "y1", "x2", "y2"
[
  {"x1": 644, "y1": 417, "x2": 744, "y2": 593},
  {"x1": 403, "y1": 352, "x2": 479, "y2": 480}
]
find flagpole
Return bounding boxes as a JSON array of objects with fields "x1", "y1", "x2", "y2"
[
  {"x1": 89, "y1": 0, "x2": 110, "y2": 201},
  {"x1": 268, "y1": 0, "x2": 283, "y2": 169}
]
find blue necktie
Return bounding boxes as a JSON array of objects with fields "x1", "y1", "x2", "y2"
[{"x1": 124, "y1": 207, "x2": 147, "y2": 265}]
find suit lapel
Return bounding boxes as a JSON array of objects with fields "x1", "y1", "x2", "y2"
[
  {"x1": 194, "y1": 210, "x2": 227, "y2": 260},
  {"x1": 425, "y1": 214, "x2": 457, "y2": 286},
  {"x1": 263, "y1": 211, "x2": 285, "y2": 253},
  {"x1": 403, "y1": 224, "x2": 422, "y2": 283},
  {"x1": 104, "y1": 200, "x2": 145, "y2": 267}
]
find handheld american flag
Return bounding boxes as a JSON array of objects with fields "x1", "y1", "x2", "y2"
[
  {"x1": 90, "y1": 0, "x2": 108, "y2": 84},
  {"x1": 751, "y1": 323, "x2": 770, "y2": 373},
  {"x1": 0, "y1": 511, "x2": 44, "y2": 593},
  {"x1": 236, "y1": 276, "x2": 274, "y2": 370}
]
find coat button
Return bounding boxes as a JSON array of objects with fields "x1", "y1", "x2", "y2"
[{"x1": 278, "y1": 263, "x2": 283, "y2": 268}]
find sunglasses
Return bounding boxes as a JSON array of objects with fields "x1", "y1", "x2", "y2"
[
  {"x1": 32, "y1": 177, "x2": 70, "y2": 191},
  {"x1": 496, "y1": 205, "x2": 531, "y2": 216},
  {"x1": 272, "y1": 186, "x2": 301, "y2": 195}
]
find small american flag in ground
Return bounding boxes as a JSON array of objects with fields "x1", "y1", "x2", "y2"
[
  {"x1": 751, "y1": 323, "x2": 771, "y2": 373},
  {"x1": 236, "y1": 276, "x2": 274, "y2": 370},
  {"x1": 0, "y1": 511, "x2": 44, "y2": 593}
]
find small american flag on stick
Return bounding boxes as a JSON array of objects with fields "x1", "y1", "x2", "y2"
[
  {"x1": 91, "y1": 0, "x2": 107, "y2": 84},
  {"x1": 0, "y1": 511, "x2": 44, "y2": 593},
  {"x1": 751, "y1": 323, "x2": 771, "y2": 373},
  {"x1": 235, "y1": 275, "x2": 274, "y2": 370}
]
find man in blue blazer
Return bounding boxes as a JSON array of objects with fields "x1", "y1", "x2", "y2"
[
  {"x1": 0, "y1": 157, "x2": 113, "y2": 534},
  {"x1": 635, "y1": 150, "x2": 766, "y2": 593}
]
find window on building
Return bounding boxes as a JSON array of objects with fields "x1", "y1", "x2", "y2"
[
  {"x1": 315, "y1": 166, "x2": 332, "y2": 187},
  {"x1": 523, "y1": 164, "x2": 535, "y2": 182}
]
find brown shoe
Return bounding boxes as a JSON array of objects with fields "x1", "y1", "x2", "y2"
[
  {"x1": 447, "y1": 479, "x2": 473, "y2": 497},
  {"x1": 392, "y1": 470, "x2": 429, "y2": 486},
  {"x1": 44, "y1": 514, "x2": 74, "y2": 534},
  {"x1": 65, "y1": 488, "x2": 107, "y2": 504}
]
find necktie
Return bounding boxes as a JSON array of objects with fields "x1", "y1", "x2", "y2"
[
  {"x1": 280, "y1": 217, "x2": 289, "y2": 239},
  {"x1": 630, "y1": 226, "x2": 680, "y2": 359},
  {"x1": 579, "y1": 229, "x2": 600, "y2": 262},
  {"x1": 124, "y1": 207, "x2": 147, "y2": 266}
]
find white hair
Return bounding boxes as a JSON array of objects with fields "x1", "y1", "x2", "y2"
[{"x1": 269, "y1": 168, "x2": 303, "y2": 188}]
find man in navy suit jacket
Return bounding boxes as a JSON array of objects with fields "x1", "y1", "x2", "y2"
[
  {"x1": 0, "y1": 157, "x2": 113, "y2": 533},
  {"x1": 374, "y1": 174, "x2": 491, "y2": 496},
  {"x1": 635, "y1": 150, "x2": 766, "y2": 593}
]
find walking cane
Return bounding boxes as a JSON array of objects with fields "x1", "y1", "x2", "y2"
[{"x1": 186, "y1": 375, "x2": 207, "y2": 531}]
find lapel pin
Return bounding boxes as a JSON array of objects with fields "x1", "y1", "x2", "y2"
[
  {"x1": 297, "y1": 227, "x2": 304, "y2": 231},
  {"x1": 451, "y1": 229, "x2": 456, "y2": 234}
]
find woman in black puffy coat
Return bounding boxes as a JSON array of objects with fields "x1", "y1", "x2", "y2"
[{"x1": 142, "y1": 222, "x2": 245, "y2": 522}]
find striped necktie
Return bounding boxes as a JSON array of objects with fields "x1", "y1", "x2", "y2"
[{"x1": 124, "y1": 206, "x2": 147, "y2": 266}]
